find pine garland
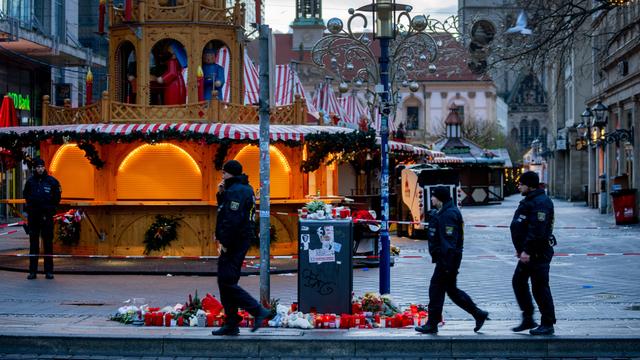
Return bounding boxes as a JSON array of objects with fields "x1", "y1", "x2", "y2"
[
  {"x1": 0, "y1": 127, "x2": 395, "y2": 173},
  {"x1": 143, "y1": 215, "x2": 183, "y2": 255}
]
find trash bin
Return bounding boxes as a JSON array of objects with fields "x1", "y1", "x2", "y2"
[
  {"x1": 611, "y1": 189, "x2": 638, "y2": 225},
  {"x1": 298, "y1": 219, "x2": 353, "y2": 314}
]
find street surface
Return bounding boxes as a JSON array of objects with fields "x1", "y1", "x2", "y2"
[{"x1": 0, "y1": 195, "x2": 638, "y2": 359}]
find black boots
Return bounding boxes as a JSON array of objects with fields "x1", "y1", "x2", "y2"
[
  {"x1": 211, "y1": 325, "x2": 240, "y2": 336},
  {"x1": 251, "y1": 307, "x2": 272, "y2": 332},
  {"x1": 27, "y1": 273, "x2": 36, "y2": 280},
  {"x1": 512, "y1": 317, "x2": 538, "y2": 332},
  {"x1": 474, "y1": 310, "x2": 489, "y2": 332},
  {"x1": 415, "y1": 323, "x2": 438, "y2": 334},
  {"x1": 45, "y1": 273, "x2": 54, "y2": 280},
  {"x1": 530, "y1": 324, "x2": 555, "y2": 335}
]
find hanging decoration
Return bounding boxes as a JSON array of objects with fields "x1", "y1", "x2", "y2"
[
  {"x1": 56, "y1": 209, "x2": 83, "y2": 246},
  {"x1": 143, "y1": 215, "x2": 183, "y2": 255}
]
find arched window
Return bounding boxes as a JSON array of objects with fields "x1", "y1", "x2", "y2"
[
  {"x1": 49, "y1": 144, "x2": 95, "y2": 199},
  {"x1": 519, "y1": 119, "x2": 529, "y2": 148},
  {"x1": 530, "y1": 119, "x2": 540, "y2": 142},
  {"x1": 117, "y1": 143, "x2": 202, "y2": 200},
  {"x1": 115, "y1": 41, "x2": 136, "y2": 103},
  {"x1": 150, "y1": 39, "x2": 188, "y2": 105},
  {"x1": 233, "y1": 145, "x2": 291, "y2": 199}
]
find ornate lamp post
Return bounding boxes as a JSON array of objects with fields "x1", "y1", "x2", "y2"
[{"x1": 311, "y1": 0, "x2": 453, "y2": 294}]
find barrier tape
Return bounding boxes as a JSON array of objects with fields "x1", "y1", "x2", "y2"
[
  {"x1": 0, "y1": 252, "x2": 638, "y2": 260},
  {"x1": 0, "y1": 221, "x2": 26, "y2": 229},
  {"x1": 274, "y1": 211, "x2": 630, "y2": 230}
]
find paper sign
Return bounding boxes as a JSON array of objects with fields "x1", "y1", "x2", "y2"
[{"x1": 309, "y1": 248, "x2": 335, "y2": 264}]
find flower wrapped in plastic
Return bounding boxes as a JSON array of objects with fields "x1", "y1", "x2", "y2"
[
  {"x1": 55, "y1": 209, "x2": 83, "y2": 246},
  {"x1": 361, "y1": 292, "x2": 384, "y2": 313}
]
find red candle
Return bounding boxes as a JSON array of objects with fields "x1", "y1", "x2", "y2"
[
  {"x1": 124, "y1": 0, "x2": 132, "y2": 21},
  {"x1": 98, "y1": 0, "x2": 105, "y2": 34},
  {"x1": 85, "y1": 69, "x2": 93, "y2": 105},
  {"x1": 291, "y1": 302, "x2": 298, "y2": 312},
  {"x1": 177, "y1": 316, "x2": 184, "y2": 326},
  {"x1": 206, "y1": 313, "x2": 214, "y2": 327},
  {"x1": 144, "y1": 312, "x2": 153, "y2": 326},
  {"x1": 164, "y1": 313, "x2": 172, "y2": 327}
]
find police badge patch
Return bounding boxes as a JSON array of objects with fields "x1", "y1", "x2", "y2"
[
  {"x1": 445, "y1": 226, "x2": 454, "y2": 236},
  {"x1": 537, "y1": 211, "x2": 546, "y2": 221},
  {"x1": 230, "y1": 201, "x2": 240, "y2": 211}
]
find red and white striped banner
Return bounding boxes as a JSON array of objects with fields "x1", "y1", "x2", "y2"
[
  {"x1": 216, "y1": 47, "x2": 231, "y2": 103},
  {"x1": 243, "y1": 49, "x2": 260, "y2": 105}
]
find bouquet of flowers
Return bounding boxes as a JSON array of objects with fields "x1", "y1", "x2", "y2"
[
  {"x1": 381, "y1": 294, "x2": 401, "y2": 316},
  {"x1": 305, "y1": 200, "x2": 326, "y2": 213},
  {"x1": 56, "y1": 209, "x2": 82, "y2": 246},
  {"x1": 390, "y1": 245, "x2": 401, "y2": 257},
  {"x1": 360, "y1": 292, "x2": 384, "y2": 313}
]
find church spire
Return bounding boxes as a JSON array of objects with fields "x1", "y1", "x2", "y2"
[{"x1": 293, "y1": 0, "x2": 324, "y2": 26}]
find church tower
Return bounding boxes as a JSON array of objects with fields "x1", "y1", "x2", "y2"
[{"x1": 291, "y1": 0, "x2": 325, "y2": 51}]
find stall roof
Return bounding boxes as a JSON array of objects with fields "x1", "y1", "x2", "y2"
[{"x1": 0, "y1": 123, "x2": 356, "y2": 142}]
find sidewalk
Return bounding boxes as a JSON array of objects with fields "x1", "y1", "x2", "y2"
[{"x1": 0, "y1": 195, "x2": 639, "y2": 358}]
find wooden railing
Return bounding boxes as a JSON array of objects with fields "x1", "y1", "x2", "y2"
[
  {"x1": 42, "y1": 92, "x2": 309, "y2": 125},
  {"x1": 109, "y1": 0, "x2": 240, "y2": 27}
]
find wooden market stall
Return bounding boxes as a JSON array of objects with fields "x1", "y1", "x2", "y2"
[{"x1": 0, "y1": 1, "x2": 366, "y2": 257}]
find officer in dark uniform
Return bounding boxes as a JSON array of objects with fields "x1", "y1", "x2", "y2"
[
  {"x1": 23, "y1": 157, "x2": 61, "y2": 280},
  {"x1": 415, "y1": 186, "x2": 489, "y2": 334},
  {"x1": 510, "y1": 171, "x2": 556, "y2": 335},
  {"x1": 211, "y1": 160, "x2": 270, "y2": 336}
]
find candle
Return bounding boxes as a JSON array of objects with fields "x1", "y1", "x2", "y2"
[
  {"x1": 124, "y1": 0, "x2": 132, "y2": 21},
  {"x1": 85, "y1": 69, "x2": 93, "y2": 105},
  {"x1": 164, "y1": 312, "x2": 172, "y2": 327},
  {"x1": 197, "y1": 66, "x2": 205, "y2": 102},
  {"x1": 144, "y1": 312, "x2": 153, "y2": 326},
  {"x1": 291, "y1": 302, "x2": 298, "y2": 312},
  {"x1": 98, "y1": 0, "x2": 105, "y2": 34}
]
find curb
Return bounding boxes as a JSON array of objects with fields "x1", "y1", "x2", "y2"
[{"x1": 2, "y1": 333, "x2": 639, "y2": 358}]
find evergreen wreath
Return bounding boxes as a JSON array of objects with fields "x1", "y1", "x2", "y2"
[
  {"x1": 55, "y1": 209, "x2": 82, "y2": 246},
  {"x1": 143, "y1": 215, "x2": 183, "y2": 255}
]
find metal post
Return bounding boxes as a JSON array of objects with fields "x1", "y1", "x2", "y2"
[
  {"x1": 258, "y1": 24, "x2": 271, "y2": 306},
  {"x1": 379, "y1": 37, "x2": 391, "y2": 295}
]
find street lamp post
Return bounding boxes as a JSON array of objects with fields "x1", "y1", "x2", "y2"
[{"x1": 311, "y1": 0, "x2": 454, "y2": 294}]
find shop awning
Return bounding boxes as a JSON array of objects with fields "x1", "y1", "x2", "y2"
[
  {"x1": 0, "y1": 123, "x2": 356, "y2": 142},
  {"x1": 428, "y1": 156, "x2": 464, "y2": 164}
]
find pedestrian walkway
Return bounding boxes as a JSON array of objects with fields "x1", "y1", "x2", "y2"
[{"x1": 0, "y1": 195, "x2": 638, "y2": 358}]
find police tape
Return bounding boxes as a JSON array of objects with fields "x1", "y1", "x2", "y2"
[
  {"x1": 0, "y1": 252, "x2": 638, "y2": 260},
  {"x1": 271, "y1": 211, "x2": 626, "y2": 230},
  {"x1": 0, "y1": 221, "x2": 26, "y2": 229}
]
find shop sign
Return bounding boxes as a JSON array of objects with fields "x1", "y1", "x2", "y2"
[{"x1": 6, "y1": 91, "x2": 30, "y2": 111}]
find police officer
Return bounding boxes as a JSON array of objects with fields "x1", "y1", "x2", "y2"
[
  {"x1": 23, "y1": 157, "x2": 61, "y2": 280},
  {"x1": 510, "y1": 171, "x2": 556, "y2": 335},
  {"x1": 211, "y1": 160, "x2": 270, "y2": 336},
  {"x1": 415, "y1": 186, "x2": 489, "y2": 334}
]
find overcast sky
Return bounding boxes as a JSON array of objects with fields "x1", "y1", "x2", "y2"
[{"x1": 264, "y1": 0, "x2": 458, "y2": 33}]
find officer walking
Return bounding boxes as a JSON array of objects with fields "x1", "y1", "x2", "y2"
[
  {"x1": 23, "y1": 157, "x2": 61, "y2": 280},
  {"x1": 510, "y1": 171, "x2": 556, "y2": 335},
  {"x1": 211, "y1": 160, "x2": 270, "y2": 336},
  {"x1": 415, "y1": 186, "x2": 489, "y2": 334}
]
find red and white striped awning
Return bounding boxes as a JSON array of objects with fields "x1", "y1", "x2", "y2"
[
  {"x1": 312, "y1": 81, "x2": 349, "y2": 125},
  {"x1": 338, "y1": 93, "x2": 368, "y2": 127},
  {"x1": 428, "y1": 156, "x2": 464, "y2": 164},
  {"x1": 375, "y1": 138, "x2": 434, "y2": 156},
  {"x1": 273, "y1": 65, "x2": 318, "y2": 116},
  {"x1": 0, "y1": 123, "x2": 356, "y2": 142}
]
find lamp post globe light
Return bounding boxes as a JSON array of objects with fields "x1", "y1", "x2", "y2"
[{"x1": 311, "y1": 0, "x2": 456, "y2": 294}]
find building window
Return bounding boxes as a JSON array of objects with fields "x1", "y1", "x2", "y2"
[
  {"x1": 519, "y1": 119, "x2": 529, "y2": 148},
  {"x1": 406, "y1": 106, "x2": 419, "y2": 130}
]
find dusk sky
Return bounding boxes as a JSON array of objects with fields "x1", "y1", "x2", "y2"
[{"x1": 264, "y1": 0, "x2": 458, "y2": 33}]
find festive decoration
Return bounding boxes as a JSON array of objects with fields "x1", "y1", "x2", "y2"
[
  {"x1": 301, "y1": 128, "x2": 376, "y2": 172},
  {"x1": 143, "y1": 215, "x2": 182, "y2": 255},
  {"x1": 98, "y1": 0, "x2": 105, "y2": 34},
  {"x1": 85, "y1": 69, "x2": 93, "y2": 105},
  {"x1": 0, "y1": 128, "x2": 385, "y2": 173},
  {"x1": 77, "y1": 141, "x2": 105, "y2": 169},
  {"x1": 55, "y1": 209, "x2": 83, "y2": 246}
]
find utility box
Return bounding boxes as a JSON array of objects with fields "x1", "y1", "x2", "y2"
[{"x1": 298, "y1": 219, "x2": 353, "y2": 314}]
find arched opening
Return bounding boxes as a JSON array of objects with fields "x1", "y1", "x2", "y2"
[
  {"x1": 519, "y1": 119, "x2": 529, "y2": 148},
  {"x1": 201, "y1": 40, "x2": 229, "y2": 101},
  {"x1": 115, "y1": 41, "x2": 136, "y2": 103},
  {"x1": 233, "y1": 145, "x2": 291, "y2": 199},
  {"x1": 149, "y1": 39, "x2": 187, "y2": 105},
  {"x1": 116, "y1": 143, "x2": 202, "y2": 200},
  {"x1": 49, "y1": 144, "x2": 95, "y2": 199}
]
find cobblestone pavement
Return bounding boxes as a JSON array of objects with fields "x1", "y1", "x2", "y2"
[{"x1": 0, "y1": 195, "x2": 638, "y2": 359}]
